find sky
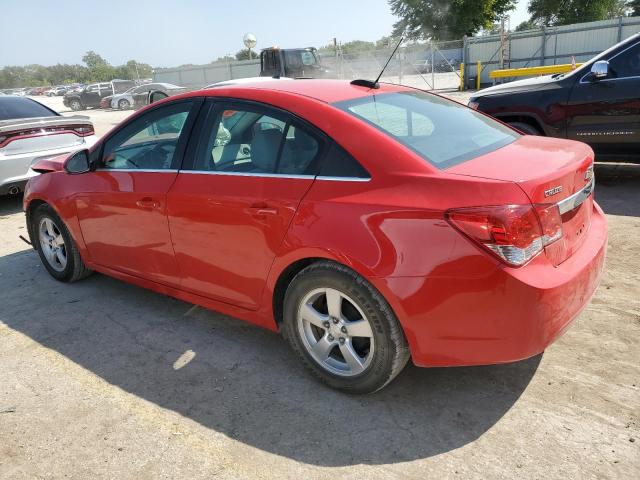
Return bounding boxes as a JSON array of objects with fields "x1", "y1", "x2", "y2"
[{"x1": 0, "y1": 0, "x2": 530, "y2": 68}]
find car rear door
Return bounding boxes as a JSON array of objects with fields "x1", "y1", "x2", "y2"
[
  {"x1": 566, "y1": 40, "x2": 640, "y2": 160},
  {"x1": 76, "y1": 98, "x2": 202, "y2": 286},
  {"x1": 167, "y1": 99, "x2": 323, "y2": 310}
]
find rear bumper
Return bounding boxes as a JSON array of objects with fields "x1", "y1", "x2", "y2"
[
  {"x1": 0, "y1": 136, "x2": 98, "y2": 194},
  {"x1": 378, "y1": 202, "x2": 607, "y2": 367}
]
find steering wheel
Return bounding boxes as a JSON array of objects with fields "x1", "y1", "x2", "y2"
[{"x1": 146, "y1": 143, "x2": 175, "y2": 169}]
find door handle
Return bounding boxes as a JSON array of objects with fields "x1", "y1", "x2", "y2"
[
  {"x1": 254, "y1": 208, "x2": 278, "y2": 216},
  {"x1": 248, "y1": 203, "x2": 278, "y2": 216},
  {"x1": 136, "y1": 197, "x2": 161, "y2": 209}
]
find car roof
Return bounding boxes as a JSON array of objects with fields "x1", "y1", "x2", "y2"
[{"x1": 199, "y1": 79, "x2": 411, "y2": 103}]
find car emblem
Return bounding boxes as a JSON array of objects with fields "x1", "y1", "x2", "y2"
[
  {"x1": 544, "y1": 185, "x2": 563, "y2": 198},
  {"x1": 584, "y1": 166, "x2": 594, "y2": 183}
]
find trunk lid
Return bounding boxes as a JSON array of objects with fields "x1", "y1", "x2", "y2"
[
  {"x1": 0, "y1": 115, "x2": 93, "y2": 156},
  {"x1": 447, "y1": 136, "x2": 595, "y2": 265}
]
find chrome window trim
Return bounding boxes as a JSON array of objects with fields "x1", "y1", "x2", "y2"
[
  {"x1": 179, "y1": 170, "x2": 314, "y2": 180},
  {"x1": 94, "y1": 168, "x2": 179, "y2": 173},
  {"x1": 178, "y1": 170, "x2": 371, "y2": 181},
  {"x1": 316, "y1": 175, "x2": 371, "y2": 182},
  {"x1": 557, "y1": 177, "x2": 594, "y2": 215}
]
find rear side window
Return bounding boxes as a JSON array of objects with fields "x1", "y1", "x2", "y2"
[
  {"x1": 334, "y1": 91, "x2": 519, "y2": 169},
  {"x1": 320, "y1": 144, "x2": 370, "y2": 179},
  {"x1": 0, "y1": 97, "x2": 58, "y2": 120},
  {"x1": 193, "y1": 105, "x2": 322, "y2": 176}
]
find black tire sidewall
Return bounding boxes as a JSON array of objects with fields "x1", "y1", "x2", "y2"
[
  {"x1": 283, "y1": 263, "x2": 405, "y2": 393},
  {"x1": 509, "y1": 121, "x2": 541, "y2": 136},
  {"x1": 119, "y1": 100, "x2": 129, "y2": 109},
  {"x1": 33, "y1": 205, "x2": 77, "y2": 281}
]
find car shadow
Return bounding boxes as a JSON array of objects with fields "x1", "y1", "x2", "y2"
[
  {"x1": 0, "y1": 249, "x2": 540, "y2": 466},
  {"x1": 595, "y1": 162, "x2": 640, "y2": 217},
  {"x1": 0, "y1": 194, "x2": 23, "y2": 216}
]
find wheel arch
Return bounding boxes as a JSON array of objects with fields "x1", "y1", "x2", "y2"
[
  {"x1": 268, "y1": 251, "x2": 409, "y2": 338},
  {"x1": 25, "y1": 198, "x2": 48, "y2": 247},
  {"x1": 493, "y1": 113, "x2": 546, "y2": 135}
]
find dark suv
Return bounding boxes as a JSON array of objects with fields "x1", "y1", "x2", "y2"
[
  {"x1": 63, "y1": 80, "x2": 134, "y2": 111},
  {"x1": 469, "y1": 33, "x2": 640, "y2": 163}
]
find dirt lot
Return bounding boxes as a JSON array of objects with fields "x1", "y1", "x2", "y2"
[{"x1": 0, "y1": 94, "x2": 638, "y2": 479}]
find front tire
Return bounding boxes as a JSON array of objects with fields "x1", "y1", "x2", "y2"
[
  {"x1": 69, "y1": 99, "x2": 83, "y2": 111},
  {"x1": 509, "y1": 121, "x2": 542, "y2": 136},
  {"x1": 282, "y1": 261, "x2": 410, "y2": 394},
  {"x1": 32, "y1": 204, "x2": 92, "y2": 283}
]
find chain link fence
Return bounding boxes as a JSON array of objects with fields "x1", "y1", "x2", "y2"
[
  {"x1": 154, "y1": 16, "x2": 640, "y2": 91},
  {"x1": 319, "y1": 40, "x2": 463, "y2": 90}
]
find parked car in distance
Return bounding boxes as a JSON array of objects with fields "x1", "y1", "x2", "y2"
[
  {"x1": 203, "y1": 77, "x2": 294, "y2": 88},
  {"x1": 101, "y1": 83, "x2": 186, "y2": 110},
  {"x1": 23, "y1": 79, "x2": 605, "y2": 393},
  {"x1": 469, "y1": 33, "x2": 640, "y2": 163},
  {"x1": 45, "y1": 86, "x2": 67, "y2": 97},
  {"x1": 130, "y1": 83, "x2": 187, "y2": 110},
  {"x1": 0, "y1": 96, "x2": 97, "y2": 195},
  {"x1": 63, "y1": 80, "x2": 135, "y2": 111}
]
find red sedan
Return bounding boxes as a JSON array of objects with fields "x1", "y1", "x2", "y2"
[{"x1": 23, "y1": 79, "x2": 607, "y2": 393}]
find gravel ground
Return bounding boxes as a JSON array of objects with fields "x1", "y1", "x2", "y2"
[{"x1": 0, "y1": 92, "x2": 638, "y2": 480}]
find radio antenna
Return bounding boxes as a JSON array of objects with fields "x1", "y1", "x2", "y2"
[{"x1": 350, "y1": 36, "x2": 404, "y2": 89}]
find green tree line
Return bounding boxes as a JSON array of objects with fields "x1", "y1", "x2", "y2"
[
  {"x1": 0, "y1": 51, "x2": 153, "y2": 89},
  {"x1": 389, "y1": 0, "x2": 640, "y2": 40}
]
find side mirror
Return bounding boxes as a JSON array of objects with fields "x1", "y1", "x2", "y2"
[
  {"x1": 591, "y1": 60, "x2": 609, "y2": 80},
  {"x1": 148, "y1": 90, "x2": 169, "y2": 104},
  {"x1": 64, "y1": 149, "x2": 91, "y2": 174}
]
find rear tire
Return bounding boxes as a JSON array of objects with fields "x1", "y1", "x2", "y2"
[
  {"x1": 118, "y1": 99, "x2": 130, "y2": 110},
  {"x1": 32, "y1": 204, "x2": 93, "y2": 283},
  {"x1": 282, "y1": 261, "x2": 410, "y2": 394},
  {"x1": 508, "y1": 121, "x2": 542, "y2": 136}
]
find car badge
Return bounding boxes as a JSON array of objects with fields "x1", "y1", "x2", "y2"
[
  {"x1": 544, "y1": 185, "x2": 563, "y2": 198},
  {"x1": 584, "y1": 166, "x2": 594, "y2": 183}
]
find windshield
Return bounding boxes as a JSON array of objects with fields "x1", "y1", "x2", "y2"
[
  {"x1": 0, "y1": 97, "x2": 58, "y2": 120},
  {"x1": 335, "y1": 91, "x2": 519, "y2": 169}
]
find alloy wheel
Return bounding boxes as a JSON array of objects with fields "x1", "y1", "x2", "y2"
[
  {"x1": 297, "y1": 287, "x2": 375, "y2": 377},
  {"x1": 38, "y1": 217, "x2": 67, "y2": 272}
]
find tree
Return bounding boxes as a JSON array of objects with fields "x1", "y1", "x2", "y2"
[
  {"x1": 515, "y1": 19, "x2": 537, "y2": 31},
  {"x1": 389, "y1": 0, "x2": 516, "y2": 40},
  {"x1": 628, "y1": 0, "x2": 640, "y2": 15},
  {"x1": 527, "y1": 0, "x2": 626, "y2": 26},
  {"x1": 235, "y1": 49, "x2": 255, "y2": 61},
  {"x1": 82, "y1": 50, "x2": 116, "y2": 81},
  {"x1": 0, "y1": 53, "x2": 155, "y2": 89}
]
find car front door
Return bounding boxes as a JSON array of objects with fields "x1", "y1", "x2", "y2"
[
  {"x1": 76, "y1": 99, "x2": 201, "y2": 286},
  {"x1": 566, "y1": 40, "x2": 640, "y2": 160},
  {"x1": 167, "y1": 100, "x2": 323, "y2": 310},
  {"x1": 82, "y1": 84, "x2": 100, "y2": 107}
]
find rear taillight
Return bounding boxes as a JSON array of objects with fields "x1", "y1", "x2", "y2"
[
  {"x1": 0, "y1": 124, "x2": 94, "y2": 148},
  {"x1": 446, "y1": 204, "x2": 563, "y2": 267}
]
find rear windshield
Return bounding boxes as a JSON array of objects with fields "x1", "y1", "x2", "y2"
[
  {"x1": 334, "y1": 91, "x2": 519, "y2": 169},
  {"x1": 0, "y1": 97, "x2": 58, "y2": 121}
]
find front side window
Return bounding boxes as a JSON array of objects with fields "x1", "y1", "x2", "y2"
[
  {"x1": 101, "y1": 101, "x2": 192, "y2": 170},
  {"x1": 301, "y1": 51, "x2": 316, "y2": 66},
  {"x1": 609, "y1": 42, "x2": 640, "y2": 78},
  {"x1": 335, "y1": 92, "x2": 519, "y2": 169},
  {"x1": 193, "y1": 105, "x2": 321, "y2": 175}
]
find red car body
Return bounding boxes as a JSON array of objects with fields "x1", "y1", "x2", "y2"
[{"x1": 23, "y1": 80, "x2": 607, "y2": 368}]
